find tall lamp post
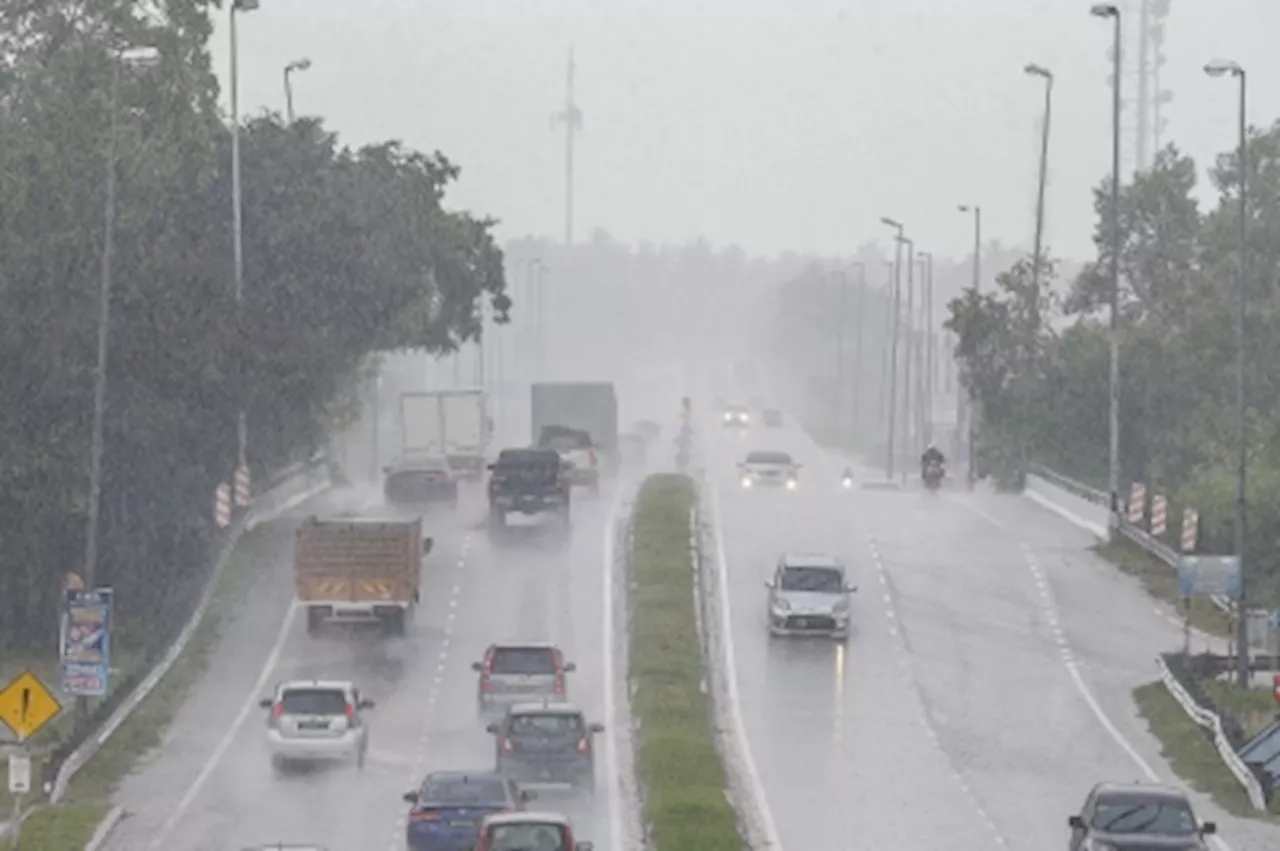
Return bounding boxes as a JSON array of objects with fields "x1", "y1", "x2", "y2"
[
  {"x1": 880, "y1": 218, "x2": 906, "y2": 481},
  {"x1": 1204, "y1": 58, "x2": 1250, "y2": 687},
  {"x1": 1092, "y1": 2, "x2": 1123, "y2": 533},
  {"x1": 833, "y1": 268, "x2": 849, "y2": 435},
  {"x1": 1025, "y1": 62, "x2": 1053, "y2": 328},
  {"x1": 230, "y1": 0, "x2": 258, "y2": 507},
  {"x1": 957, "y1": 204, "x2": 982, "y2": 487},
  {"x1": 284, "y1": 57, "x2": 311, "y2": 122},
  {"x1": 78, "y1": 43, "x2": 160, "y2": 733},
  {"x1": 851, "y1": 262, "x2": 867, "y2": 439},
  {"x1": 917, "y1": 250, "x2": 934, "y2": 446},
  {"x1": 900, "y1": 236, "x2": 916, "y2": 485}
]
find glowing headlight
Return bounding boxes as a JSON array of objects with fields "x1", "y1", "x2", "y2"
[
  {"x1": 841, "y1": 478, "x2": 853, "y2": 489},
  {"x1": 785, "y1": 478, "x2": 798, "y2": 490},
  {"x1": 741, "y1": 476, "x2": 752, "y2": 487}
]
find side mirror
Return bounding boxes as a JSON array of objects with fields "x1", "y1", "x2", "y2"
[
  {"x1": 403, "y1": 791, "x2": 419, "y2": 804},
  {"x1": 485, "y1": 723, "x2": 499, "y2": 734},
  {"x1": 1201, "y1": 823, "x2": 1216, "y2": 835},
  {"x1": 845, "y1": 584, "x2": 858, "y2": 593},
  {"x1": 422, "y1": 537, "x2": 434, "y2": 554},
  {"x1": 589, "y1": 722, "x2": 605, "y2": 733},
  {"x1": 257, "y1": 698, "x2": 272, "y2": 709},
  {"x1": 763, "y1": 580, "x2": 774, "y2": 590},
  {"x1": 519, "y1": 789, "x2": 537, "y2": 802},
  {"x1": 563, "y1": 662, "x2": 577, "y2": 672},
  {"x1": 358, "y1": 698, "x2": 376, "y2": 709},
  {"x1": 1067, "y1": 815, "x2": 1085, "y2": 830},
  {"x1": 471, "y1": 662, "x2": 483, "y2": 672},
  {"x1": 487, "y1": 463, "x2": 496, "y2": 471}
]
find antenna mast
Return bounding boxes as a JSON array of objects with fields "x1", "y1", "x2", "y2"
[{"x1": 553, "y1": 48, "x2": 583, "y2": 246}]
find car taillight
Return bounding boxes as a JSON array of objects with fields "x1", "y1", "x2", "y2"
[
  {"x1": 272, "y1": 702, "x2": 283, "y2": 718},
  {"x1": 577, "y1": 736, "x2": 589, "y2": 754},
  {"x1": 410, "y1": 809, "x2": 441, "y2": 822},
  {"x1": 588, "y1": 449, "x2": 597, "y2": 467},
  {"x1": 480, "y1": 673, "x2": 493, "y2": 693},
  {"x1": 345, "y1": 702, "x2": 355, "y2": 720},
  {"x1": 502, "y1": 737, "x2": 515, "y2": 754},
  {"x1": 556, "y1": 474, "x2": 567, "y2": 488},
  {"x1": 554, "y1": 670, "x2": 565, "y2": 693}
]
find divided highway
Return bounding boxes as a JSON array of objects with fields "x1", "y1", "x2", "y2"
[
  {"x1": 705, "y1": 408, "x2": 1280, "y2": 851},
  {"x1": 101, "y1": 474, "x2": 633, "y2": 851}
]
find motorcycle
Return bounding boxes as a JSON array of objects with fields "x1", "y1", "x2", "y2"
[{"x1": 922, "y1": 460, "x2": 944, "y2": 492}]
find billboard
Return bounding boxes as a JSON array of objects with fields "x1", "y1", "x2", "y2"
[{"x1": 59, "y1": 588, "x2": 113, "y2": 698}]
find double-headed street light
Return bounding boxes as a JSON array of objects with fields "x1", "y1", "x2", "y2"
[
  {"x1": 1204, "y1": 57, "x2": 1249, "y2": 687},
  {"x1": 880, "y1": 217, "x2": 905, "y2": 481},
  {"x1": 1091, "y1": 2, "x2": 1123, "y2": 534},
  {"x1": 1025, "y1": 63, "x2": 1053, "y2": 331},
  {"x1": 957, "y1": 203, "x2": 981, "y2": 487},
  {"x1": 284, "y1": 57, "x2": 311, "y2": 122}
]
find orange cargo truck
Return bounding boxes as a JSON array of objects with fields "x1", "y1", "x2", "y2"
[{"x1": 295, "y1": 516, "x2": 433, "y2": 635}]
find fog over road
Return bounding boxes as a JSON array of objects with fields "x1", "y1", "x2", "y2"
[
  {"x1": 703, "y1": 406, "x2": 1280, "y2": 851},
  {"x1": 99, "y1": 392, "x2": 638, "y2": 851}
]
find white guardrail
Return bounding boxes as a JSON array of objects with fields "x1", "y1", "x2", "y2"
[
  {"x1": 1025, "y1": 463, "x2": 1267, "y2": 812},
  {"x1": 47, "y1": 453, "x2": 333, "y2": 804}
]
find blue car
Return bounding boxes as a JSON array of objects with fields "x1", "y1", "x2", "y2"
[{"x1": 404, "y1": 771, "x2": 535, "y2": 851}]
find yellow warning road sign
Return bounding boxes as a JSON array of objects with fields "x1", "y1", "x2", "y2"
[{"x1": 0, "y1": 670, "x2": 63, "y2": 740}]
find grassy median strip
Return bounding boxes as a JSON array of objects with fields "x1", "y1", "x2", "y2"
[
  {"x1": 629, "y1": 473, "x2": 742, "y2": 851},
  {"x1": 1133, "y1": 682, "x2": 1280, "y2": 822},
  {"x1": 0, "y1": 523, "x2": 278, "y2": 850}
]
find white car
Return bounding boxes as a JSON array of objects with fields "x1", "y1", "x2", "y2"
[
  {"x1": 738, "y1": 450, "x2": 801, "y2": 489},
  {"x1": 259, "y1": 680, "x2": 373, "y2": 770},
  {"x1": 765, "y1": 554, "x2": 857, "y2": 640}
]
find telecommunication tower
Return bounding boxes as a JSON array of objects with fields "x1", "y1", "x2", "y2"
[{"x1": 1109, "y1": 0, "x2": 1172, "y2": 176}]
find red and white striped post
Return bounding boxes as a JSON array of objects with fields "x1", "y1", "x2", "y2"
[
  {"x1": 1151, "y1": 494, "x2": 1168, "y2": 537},
  {"x1": 234, "y1": 464, "x2": 251, "y2": 507},
  {"x1": 214, "y1": 483, "x2": 232, "y2": 528},
  {"x1": 1181, "y1": 508, "x2": 1199, "y2": 553},
  {"x1": 1127, "y1": 482, "x2": 1147, "y2": 525}
]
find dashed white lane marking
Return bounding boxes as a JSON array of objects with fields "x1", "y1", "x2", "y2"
[
  {"x1": 864, "y1": 537, "x2": 1010, "y2": 849},
  {"x1": 387, "y1": 531, "x2": 472, "y2": 851}
]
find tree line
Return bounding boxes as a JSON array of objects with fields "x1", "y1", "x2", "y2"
[
  {"x1": 0, "y1": 2, "x2": 507, "y2": 655},
  {"x1": 945, "y1": 126, "x2": 1280, "y2": 601}
]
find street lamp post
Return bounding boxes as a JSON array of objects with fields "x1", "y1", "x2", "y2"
[
  {"x1": 878, "y1": 260, "x2": 893, "y2": 434},
  {"x1": 901, "y1": 237, "x2": 916, "y2": 486},
  {"x1": 1092, "y1": 2, "x2": 1123, "y2": 534},
  {"x1": 834, "y1": 268, "x2": 848, "y2": 436},
  {"x1": 957, "y1": 203, "x2": 982, "y2": 487},
  {"x1": 918, "y1": 251, "x2": 934, "y2": 446},
  {"x1": 880, "y1": 218, "x2": 906, "y2": 481},
  {"x1": 284, "y1": 57, "x2": 311, "y2": 122},
  {"x1": 230, "y1": 0, "x2": 258, "y2": 502},
  {"x1": 79, "y1": 43, "x2": 160, "y2": 732},
  {"x1": 1205, "y1": 58, "x2": 1250, "y2": 687},
  {"x1": 851, "y1": 263, "x2": 867, "y2": 440},
  {"x1": 1026, "y1": 63, "x2": 1054, "y2": 330}
]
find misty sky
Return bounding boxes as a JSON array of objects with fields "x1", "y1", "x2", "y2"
[{"x1": 209, "y1": 0, "x2": 1279, "y2": 264}]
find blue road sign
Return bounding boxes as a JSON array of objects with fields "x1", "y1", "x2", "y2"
[{"x1": 1176, "y1": 555, "x2": 1242, "y2": 599}]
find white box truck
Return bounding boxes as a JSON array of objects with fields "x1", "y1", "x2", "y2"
[{"x1": 399, "y1": 390, "x2": 492, "y2": 480}]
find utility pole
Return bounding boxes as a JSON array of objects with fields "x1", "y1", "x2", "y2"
[
  {"x1": 901, "y1": 238, "x2": 915, "y2": 487},
  {"x1": 553, "y1": 48, "x2": 583, "y2": 246},
  {"x1": 834, "y1": 269, "x2": 848, "y2": 435},
  {"x1": 851, "y1": 264, "x2": 867, "y2": 440}
]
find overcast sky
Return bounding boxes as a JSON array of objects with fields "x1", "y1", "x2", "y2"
[{"x1": 208, "y1": 0, "x2": 1280, "y2": 263}]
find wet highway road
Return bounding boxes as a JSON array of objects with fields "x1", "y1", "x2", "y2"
[
  {"x1": 704, "y1": 409, "x2": 1280, "y2": 851},
  {"x1": 102, "y1": 471, "x2": 634, "y2": 851}
]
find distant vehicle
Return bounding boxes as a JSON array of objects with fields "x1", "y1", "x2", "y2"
[
  {"x1": 738, "y1": 450, "x2": 800, "y2": 489},
  {"x1": 537, "y1": 425, "x2": 600, "y2": 495},
  {"x1": 487, "y1": 448, "x2": 572, "y2": 532},
  {"x1": 384, "y1": 453, "x2": 460, "y2": 507},
  {"x1": 762, "y1": 408, "x2": 784, "y2": 428},
  {"x1": 403, "y1": 770, "x2": 534, "y2": 851},
  {"x1": 764, "y1": 554, "x2": 856, "y2": 640},
  {"x1": 1068, "y1": 782, "x2": 1215, "y2": 851},
  {"x1": 722, "y1": 405, "x2": 749, "y2": 427},
  {"x1": 294, "y1": 517, "x2": 432, "y2": 635},
  {"x1": 474, "y1": 642, "x2": 576, "y2": 715},
  {"x1": 485, "y1": 701, "x2": 603, "y2": 792},
  {"x1": 475, "y1": 811, "x2": 594, "y2": 851},
  {"x1": 923, "y1": 459, "x2": 945, "y2": 492},
  {"x1": 259, "y1": 680, "x2": 374, "y2": 771},
  {"x1": 399, "y1": 390, "x2": 493, "y2": 481},
  {"x1": 530, "y1": 382, "x2": 619, "y2": 475}
]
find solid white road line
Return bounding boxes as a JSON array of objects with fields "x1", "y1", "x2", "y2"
[
  {"x1": 147, "y1": 600, "x2": 300, "y2": 849},
  {"x1": 709, "y1": 482, "x2": 784, "y2": 851},
  {"x1": 602, "y1": 484, "x2": 627, "y2": 851}
]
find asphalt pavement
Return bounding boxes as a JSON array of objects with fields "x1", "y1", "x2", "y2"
[
  {"x1": 704, "y1": 409, "x2": 1280, "y2": 851},
  {"x1": 99, "y1": 394, "x2": 639, "y2": 851}
]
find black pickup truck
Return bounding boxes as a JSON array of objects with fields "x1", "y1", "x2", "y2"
[{"x1": 487, "y1": 448, "x2": 571, "y2": 531}]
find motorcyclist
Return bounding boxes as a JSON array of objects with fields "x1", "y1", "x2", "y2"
[
  {"x1": 920, "y1": 444, "x2": 946, "y2": 478},
  {"x1": 841, "y1": 466, "x2": 854, "y2": 487}
]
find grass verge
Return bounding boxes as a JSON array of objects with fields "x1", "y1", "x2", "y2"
[
  {"x1": 1095, "y1": 540, "x2": 1233, "y2": 639},
  {"x1": 629, "y1": 473, "x2": 742, "y2": 851},
  {"x1": 1202, "y1": 680, "x2": 1280, "y2": 741},
  {"x1": 1133, "y1": 682, "x2": 1280, "y2": 821},
  {"x1": 0, "y1": 523, "x2": 277, "y2": 849}
]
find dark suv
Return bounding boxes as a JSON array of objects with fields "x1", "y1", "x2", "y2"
[
  {"x1": 487, "y1": 449, "x2": 571, "y2": 531},
  {"x1": 485, "y1": 702, "x2": 603, "y2": 792},
  {"x1": 1068, "y1": 781, "x2": 1216, "y2": 851}
]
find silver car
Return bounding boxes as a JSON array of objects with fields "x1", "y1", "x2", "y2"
[
  {"x1": 738, "y1": 450, "x2": 800, "y2": 490},
  {"x1": 474, "y1": 642, "x2": 576, "y2": 715},
  {"x1": 259, "y1": 679, "x2": 374, "y2": 771},
  {"x1": 765, "y1": 554, "x2": 856, "y2": 640}
]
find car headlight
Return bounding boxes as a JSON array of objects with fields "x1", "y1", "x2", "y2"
[
  {"x1": 771, "y1": 598, "x2": 790, "y2": 612},
  {"x1": 741, "y1": 476, "x2": 752, "y2": 487},
  {"x1": 832, "y1": 599, "x2": 849, "y2": 614},
  {"x1": 785, "y1": 478, "x2": 797, "y2": 490}
]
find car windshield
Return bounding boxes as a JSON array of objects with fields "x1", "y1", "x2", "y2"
[
  {"x1": 779, "y1": 566, "x2": 843, "y2": 593},
  {"x1": 1091, "y1": 799, "x2": 1198, "y2": 836},
  {"x1": 279, "y1": 689, "x2": 347, "y2": 715},
  {"x1": 420, "y1": 775, "x2": 507, "y2": 806},
  {"x1": 487, "y1": 823, "x2": 567, "y2": 851},
  {"x1": 509, "y1": 713, "x2": 584, "y2": 737},
  {"x1": 491, "y1": 647, "x2": 557, "y2": 675},
  {"x1": 746, "y1": 451, "x2": 791, "y2": 465}
]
